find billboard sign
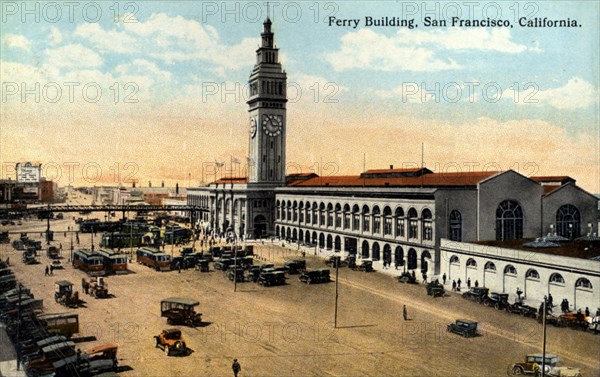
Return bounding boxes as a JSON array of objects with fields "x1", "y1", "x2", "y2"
[{"x1": 16, "y1": 163, "x2": 41, "y2": 183}]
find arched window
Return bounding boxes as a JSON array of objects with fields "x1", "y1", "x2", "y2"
[
  {"x1": 556, "y1": 204, "x2": 581, "y2": 239},
  {"x1": 361, "y1": 240, "x2": 369, "y2": 258},
  {"x1": 334, "y1": 235, "x2": 341, "y2": 252},
  {"x1": 372, "y1": 206, "x2": 381, "y2": 234},
  {"x1": 372, "y1": 242, "x2": 380, "y2": 261},
  {"x1": 287, "y1": 200, "x2": 292, "y2": 221},
  {"x1": 395, "y1": 207, "x2": 405, "y2": 237},
  {"x1": 407, "y1": 248, "x2": 417, "y2": 269},
  {"x1": 449, "y1": 210, "x2": 462, "y2": 242},
  {"x1": 408, "y1": 208, "x2": 418, "y2": 239},
  {"x1": 421, "y1": 250, "x2": 431, "y2": 273},
  {"x1": 326, "y1": 234, "x2": 333, "y2": 249},
  {"x1": 362, "y1": 205, "x2": 371, "y2": 232},
  {"x1": 292, "y1": 228, "x2": 297, "y2": 241},
  {"x1": 526, "y1": 269, "x2": 540, "y2": 279},
  {"x1": 383, "y1": 206, "x2": 392, "y2": 236},
  {"x1": 312, "y1": 203, "x2": 318, "y2": 224},
  {"x1": 450, "y1": 255, "x2": 460, "y2": 265},
  {"x1": 504, "y1": 265, "x2": 517, "y2": 275},
  {"x1": 326, "y1": 203, "x2": 334, "y2": 227},
  {"x1": 549, "y1": 273, "x2": 565, "y2": 284},
  {"x1": 484, "y1": 261, "x2": 496, "y2": 271},
  {"x1": 352, "y1": 205, "x2": 360, "y2": 230},
  {"x1": 496, "y1": 200, "x2": 523, "y2": 240},
  {"x1": 466, "y1": 258, "x2": 477, "y2": 268},
  {"x1": 575, "y1": 278, "x2": 592, "y2": 289},
  {"x1": 305, "y1": 202, "x2": 311, "y2": 224},
  {"x1": 276, "y1": 201, "x2": 281, "y2": 220},
  {"x1": 319, "y1": 202, "x2": 326, "y2": 226},
  {"x1": 319, "y1": 233, "x2": 325, "y2": 248},
  {"x1": 298, "y1": 202, "x2": 304, "y2": 223},
  {"x1": 422, "y1": 208, "x2": 433, "y2": 241},
  {"x1": 335, "y1": 203, "x2": 342, "y2": 228},
  {"x1": 292, "y1": 201, "x2": 298, "y2": 222},
  {"x1": 394, "y1": 246, "x2": 404, "y2": 266},
  {"x1": 343, "y1": 204, "x2": 351, "y2": 229}
]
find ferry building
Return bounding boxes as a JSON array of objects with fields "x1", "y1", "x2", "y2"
[{"x1": 188, "y1": 18, "x2": 599, "y2": 310}]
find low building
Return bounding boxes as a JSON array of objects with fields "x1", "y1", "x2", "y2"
[{"x1": 440, "y1": 239, "x2": 599, "y2": 312}]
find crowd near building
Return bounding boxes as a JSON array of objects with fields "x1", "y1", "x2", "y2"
[{"x1": 192, "y1": 18, "x2": 599, "y2": 311}]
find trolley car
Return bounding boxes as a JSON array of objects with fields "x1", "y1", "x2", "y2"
[
  {"x1": 72, "y1": 249, "x2": 106, "y2": 276},
  {"x1": 136, "y1": 247, "x2": 171, "y2": 271},
  {"x1": 96, "y1": 248, "x2": 128, "y2": 274}
]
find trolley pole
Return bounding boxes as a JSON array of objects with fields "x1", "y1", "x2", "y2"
[
  {"x1": 334, "y1": 256, "x2": 339, "y2": 328},
  {"x1": 16, "y1": 283, "x2": 22, "y2": 371}
]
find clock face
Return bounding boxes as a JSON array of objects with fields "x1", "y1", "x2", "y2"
[
  {"x1": 262, "y1": 114, "x2": 282, "y2": 137},
  {"x1": 249, "y1": 118, "x2": 257, "y2": 138}
]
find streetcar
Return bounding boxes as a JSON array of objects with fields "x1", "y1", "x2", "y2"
[
  {"x1": 96, "y1": 248, "x2": 129, "y2": 274},
  {"x1": 72, "y1": 249, "x2": 106, "y2": 276},
  {"x1": 136, "y1": 247, "x2": 171, "y2": 271}
]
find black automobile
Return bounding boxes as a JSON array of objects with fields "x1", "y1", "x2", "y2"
[
  {"x1": 447, "y1": 319, "x2": 478, "y2": 338},
  {"x1": 257, "y1": 270, "x2": 286, "y2": 286},
  {"x1": 462, "y1": 287, "x2": 489, "y2": 303},
  {"x1": 299, "y1": 269, "x2": 330, "y2": 284},
  {"x1": 484, "y1": 292, "x2": 510, "y2": 310},
  {"x1": 284, "y1": 259, "x2": 306, "y2": 274},
  {"x1": 425, "y1": 281, "x2": 445, "y2": 297}
]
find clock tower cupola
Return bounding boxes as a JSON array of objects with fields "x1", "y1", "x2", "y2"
[{"x1": 247, "y1": 17, "x2": 287, "y2": 184}]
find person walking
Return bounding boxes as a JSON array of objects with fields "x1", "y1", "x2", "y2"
[
  {"x1": 442, "y1": 273, "x2": 447, "y2": 285},
  {"x1": 467, "y1": 278, "x2": 471, "y2": 289},
  {"x1": 50, "y1": 265, "x2": 54, "y2": 275},
  {"x1": 452, "y1": 280, "x2": 457, "y2": 292},
  {"x1": 585, "y1": 307, "x2": 590, "y2": 317},
  {"x1": 403, "y1": 305, "x2": 408, "y2": 321},
  {"x1": 474, "y1": 280, "x2": 479, "y2": 288},
  {"x1": 45, "y1": 265, "x2": 49, "y2": 276},
  {"x1": 232, "y1": 358, "x2": 241, "y2": 377},
  {"x1": 457, "y1": 278, "x2": 462, "y2": 290}
]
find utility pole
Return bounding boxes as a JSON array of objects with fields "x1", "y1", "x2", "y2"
[
  {"x1": 542, "y1": 298, "x2": 547, "y2": 377},
  {"x1": 16, "y1": 283, "x2": 22, "y2": 371},
  {"x1": 234, "y1": 237, "x2": 238, "y2": 292},
  {"x1": 334, "y1": 256, "x2": 340, "y2": 328}
]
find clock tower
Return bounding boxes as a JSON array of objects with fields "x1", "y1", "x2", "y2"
[{"x1": 247, "y1": 17, "x2": 287, "y2": 184}]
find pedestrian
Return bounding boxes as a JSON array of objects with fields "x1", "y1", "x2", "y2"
[
  {"x1": 403, "y1": 304, "x2": 408, "y2": 321},
  {"x1": 50, "y1": 265, "x2": 54, "y2": 275},
  {"x1": 585, "y1": 307, "x2": 590, "y2": 317},
  {"x1": 467, "y1": 278, "x2": 471, "y2": 289},
  {"x1": 474, "y1": 280, "x2": 479, "y2": 288},
  {"x1": 232, "y1": 358, "x2": 241, "y2": 377},
  {"x1": 457, "y1": 278, "x2": 462, "y2": 290},
  {"x1": 394, "y1": 259, "x2": 400, "y2": 270},
  {"x1": 452, "y1": 280, "x2": 457, "y2": 291},
  {"x1": 442, "y1": 273, "x2": 446, "y2": 285},
  {"x1": 422, "y1": 272, "x2": 427, "y2": 283},
  {"x1": 548, "y1": 293, "x2": 554, "y2": 308},
  {"x1": 45, "y1": 265, "x2": 49, "y2": 276}
]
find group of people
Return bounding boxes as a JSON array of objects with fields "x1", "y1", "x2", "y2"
[{"x1": 44, "y1": 264, "x2": 54, "y2": 276}]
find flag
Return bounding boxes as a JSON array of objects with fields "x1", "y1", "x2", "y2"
[
  {"x1": 215, "y1": 160, "x2": 225, "y2": 168},
  {"x1": 232, "y1": 157, "x2": 241, "y2": 164}
]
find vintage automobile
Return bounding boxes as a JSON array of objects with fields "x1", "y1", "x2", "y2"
[
  {"x1": 484, "y1": 292, "x2": 510, "y2": 310},
  {"x1": 462, "y1": 287, "x2": 490, "y2": 303},
  {"x1": 299, "y1": 269, "x2": 330, "y2": 284},
  {"x1": 257, "y1": 270, "x2": 286, "y2": 286},
  {"x1": 245, "y1": 266, "x2": 261, "y2": 282},
  {"x1": 559, "y1": 311, "x2": 589, "y2": 331},
  {"x1": 195, "y1": 259, "x2": 210, "y2": 272},
  {"x1": 22, "y1": 251, "x2": 39, "y2": 265},
  {"x1": 446, "y1": 319, "x2": 478, "y2": 338},
  {"x1": 507, "y1": 301, "x2": 539, "y2": 318},
  {"x1": 84, "y1": 277, "x2": 109, "y2": 298},
  {"x1": 226, "y1": 266, "x2": 245, "y2": 282},
  {"x1": 26, "y1": 341, "x2": 76, "y2": 376},
  {"x1": 154, "y1": 328, "x2": 188, "y2": 356},
  {"x1": 160, "y1": 297, "x2": 202, "y2": 327},
  {"x1": 52, "y1": 343, "x2": 118, "y2": 376},
  {"x1": 325, "y1": 256, "x2": 347, "y2": 268},
  {"x1": 510, "y1": 354, "x2": 582, "y2": 377},
  {"x1": 283, "y1": 259, "x2": 306, "y2": 275},
  {"x1": 47, "y1": 246, "x2": 60, "y2": 259},
  {"x1": 354, "y1": 260, "x2": 373, "y2": 272},
  {"x1": 397, "y1": 272, "x2": 417, "y2": 284},
  {"x1": 51, "y1": 260, "x2": 63, "y2": 270},
  {"x1": 425, "y1": 281, "x2": 445, "y2": 297},
  {"x1": 54, "y1": 281, "x2": 80, "y2": 308}
]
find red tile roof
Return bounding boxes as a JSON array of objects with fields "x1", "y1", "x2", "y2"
[
  {"x1": 287, "y1": 171, "x2": 500, "y2": 188},
  {"x1": 363, "y1": 167, "x2": 429, "y2": 174},
  {"x1": 531, "y1": 176, "x2": 575, "y2": 184}
]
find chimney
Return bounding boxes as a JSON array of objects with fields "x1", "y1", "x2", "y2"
[{"x1": 390, "y1": 165, "x2": 394, "y2": 170}]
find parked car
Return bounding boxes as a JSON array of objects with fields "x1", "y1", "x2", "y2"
[
  {"x1": 446, "y1": 319, "x2": 478, "y2": 338},
  {"x1": 484, "y1": 292, "x2": 510, "y2": 310},
  {"x1": 284, "y1": 259, "x2": 307, "y2": 274},
  {"x1": 510, "y1": 354, "x2": 582, "y2": 377},
  {"x1": 299, "y1": 269, "x2": 330, "y2": 284},
  {"x1": 462, "y1": 287, "x2": 489, "y2": 303},
  {"x1": 425, "y1": 281, "x2": 445, "y2": 297},
  {"x1": 154, "y1": 328, "x2": 188, "y2": 356},
  {"x1": 397, "y1": 272, "x2": 417, "y2": 284},
  {"x1": 160, "y1": 298, "x2": 202, "y2": 327},
  {"x1": 51, "y1": 260, "x2": 63, "y2": 270}
]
